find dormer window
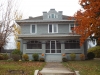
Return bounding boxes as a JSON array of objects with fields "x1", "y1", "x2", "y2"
[
  {"x1": 51, "y1": 14, "x2": 55, "y2": 18},
  {"x1": 48, "y1": 14, "x2": 58, "y2": 18}
]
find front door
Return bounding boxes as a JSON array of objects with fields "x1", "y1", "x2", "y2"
[
  {"x1": 46, "y1": 40, "x2": 61, "y2": 53},
  {"x1": 45, "y1": 40, "x2": 62, "y2": 62}
]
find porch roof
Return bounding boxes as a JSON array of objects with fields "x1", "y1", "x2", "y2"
[
  {"x1": 18, "y1": 33, "x2": 80, "y2": 38},
  {"x1": 16, "y1": 20, "x2": 75, "y2": 25}
]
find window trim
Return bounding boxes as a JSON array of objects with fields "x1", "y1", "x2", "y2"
[
  {"x1": 69, "y1": 23, "x2": 75, "y2": 33},
  {"x1": 48, "y1": 13, "x2": 58, "y2": 18},
  {"x1": 48, "y1": 24, "x2": 58, "y2": 33},
  {"x1": 26, "y1": 40, "x2": 42, "y2": 49},
  {"x1": 30, "y1": 24, "x2": 37, "y2": 34},
  {"x1": 65, "y1": 40, "x2": 80, "y2": 49},
  {"x1": 46, "y1": 40, "x2": 61, "y2": 54}
]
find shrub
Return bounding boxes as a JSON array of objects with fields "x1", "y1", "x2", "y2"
[
  {"x1": 11, "y1": 49, "x2": 22, "y2": 55},
  {"x1": 3, "y1": 53, "x2": 9, "y2": 60},
  {"x1": 11, "y1": 54, "x2": 21, "y2": 61},
  {"x1": 0, "y1": 54, "x2": 4, "y2": 60},
  {"x1": 70, "y1": 53, "x2": 76, "y2": 60},
  {"x1": 22, "y1": 54, "x2": 29, "y2": 61},
  {"x1": 11, "y1": 50, "x2": 22, "y2": 61},
  {"x1": 32, "y1": 53, "x2": 39, "y2": 61},
  {"x1": 80, "y1": 54, "x2": 85, "y2": 60},
  {"x1": 62, "y1": 58, "x2": 67, "y2": 62},
  {"x1": 88, "y1": 46, "x2": 100, "y2": 58},
  {"x1": 87, "y1": 52, "x2": 95, "y2": 60},
  {"x1": 0, "y1": 53, "x2": 9, "y2": 60},
  {"x1": 40, "y1": 58, "x2": 45, "y2": 62}
]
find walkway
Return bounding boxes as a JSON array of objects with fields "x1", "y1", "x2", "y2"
[{"x1": 40, "y1": 62, "x2": 75, "y2": 75}]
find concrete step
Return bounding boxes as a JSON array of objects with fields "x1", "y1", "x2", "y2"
[
  {"x1": 40, "y1": 68, "x2": 75, "y2": 75},
  {"x1": 40, "y1": 73, "x2": 75, "y2": 75}
]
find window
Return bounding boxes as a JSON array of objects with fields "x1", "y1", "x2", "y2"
[
  {"x1": 48, "y1": 24, "x2": 58, "y2": 33},
  {"x1": 46, "y1": 41, "x2": 61, "y2": 53},
  {"x1": 69, "y1": 24, "x2": 75, "y2": 33},
  {"x1": 27, "y1": 41, "x2": 42, "y2": 49},
  {"x1": 65, "y1": 40, "x2": 80, "y2": 49},
  {"x1": 48, "y1": 14, "x2": 58, "y2": 18},
  {"x1": 30, "y1": 24, "x2": 37, "y2": 33},
  {"x1": 51, "y1": 14, "x2": 55, "y2": 18}
]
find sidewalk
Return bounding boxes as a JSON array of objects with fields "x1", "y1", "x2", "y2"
[{"x1": 40, "y1": 62, "x2": 75, "y2": 75}]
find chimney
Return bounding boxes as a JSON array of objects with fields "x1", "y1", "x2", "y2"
[{"x1": 58, "y1": 11, "x2": 63, "y2": 15}]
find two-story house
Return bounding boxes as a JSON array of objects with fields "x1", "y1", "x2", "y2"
[{"x1": 16, "y1": 9, "x2": 88, "y2": 62}]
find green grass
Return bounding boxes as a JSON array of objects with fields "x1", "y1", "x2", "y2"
[
  {"x1": 63, "y1": 60, "x2": 100, "y2": 75},
  {"x1": 0, "y1": 60, "x2": 45, "y2": 75}
]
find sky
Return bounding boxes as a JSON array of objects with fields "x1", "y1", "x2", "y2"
[{"x1": 18, "y1": 0, "x2": 82, "y2": 19}]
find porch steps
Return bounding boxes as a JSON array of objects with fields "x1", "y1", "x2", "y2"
[{"x1": 39, "y1": 68, "x2": 75, "y2": 75}]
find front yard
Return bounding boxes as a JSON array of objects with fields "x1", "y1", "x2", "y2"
[
  {"x1": 0, "y1": 60, "x2": 100, "y2": 75},
  {"x1": 0, "y1": 61, "x2": 45, "y2": 75},
  {"x1": 63, "y1": 60, "x2": 100, "y2": 75}
]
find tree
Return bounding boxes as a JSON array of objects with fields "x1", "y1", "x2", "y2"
[
  {"x1": 74, "y1": 0, "x2": 100, "y2": 46},
  {"x1": 13, "y1": 11, "x2": 22, "y2": 50},
  {"x1": 0, "y1": 0, "x2": 20, "y2": 52}
]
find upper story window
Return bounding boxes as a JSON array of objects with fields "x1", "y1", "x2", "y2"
[
  {"x1": 69, "y1": 24, "x2": 75, "y2": 33},
  {"x1": 48, "y1": 24, "x2": 58, "y2": 33},
  {"x1": 48, "y1": 14, "x2": 58, "y2": 18},
  {"x1": 30, "y1": 24, "x2": 37, "y2": 33}
]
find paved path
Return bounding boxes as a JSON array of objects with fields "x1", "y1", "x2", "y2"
[{"x1": 40, "y1": 62, "x2": 75, "y2": 75}]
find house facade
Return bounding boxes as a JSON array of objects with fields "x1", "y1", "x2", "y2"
[{"x1": 16, "y1": 9, "x2": 88, "y2": 62}]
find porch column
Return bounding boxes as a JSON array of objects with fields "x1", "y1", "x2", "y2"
[
  {"x1": 60, "y1": 41, "x2": 65, "y2": 54},
  {"x1": 42, "y1": 41, "x2": 46, "y2": 54},
  {"x1": 20, "y1": 39, "x2": 23, "y2": 53}
]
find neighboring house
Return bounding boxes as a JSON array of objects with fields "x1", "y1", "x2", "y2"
[{"x1": 16, "y1": 9, "x2": 88, "y2": 62}]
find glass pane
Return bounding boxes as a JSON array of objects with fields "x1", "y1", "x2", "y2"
[
  {"x1": 51, "y1": 50, "x2": 55, "y2": 53},
  {"x1": 46, "y1": 42, "x2": 50, "y2": 49},
  {"x1": 51, "y1": 14, "x2": 54, "y2": 18},
  {"x1": 54, "y1": 25, "x2": 57, "y2": 32},
  {"x1": 56, "y1": 42, "x2": 61, "y2": 49},
  {"x1": 65, "y1": 43, "x2": 69, "y2": 49},
  {"x1": 46, "y1": 50, "x2": 50, "y2": 53},
  {"x1": 49, "y1": 25, "x2": 52, "y2": 32},
  {"x1": 51, "y1": 41, "x2": 55, "y2": 49},
  {"x1": 32, "y1": 25, "x2": 35, "y2": 33},
  {"x1": 57, "y1": 50, "x2": 61, "y2": 53}
]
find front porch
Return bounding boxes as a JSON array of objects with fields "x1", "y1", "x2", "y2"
[{"x1": 18, "y1": 35, "x2": 85, "y2": 62}]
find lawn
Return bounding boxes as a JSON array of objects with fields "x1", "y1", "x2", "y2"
[
  {"x1": 63, "y1": 60, "x2": 100, "y2": 75},
  {"x1": 0, "y1": 61, "x2": 45, "y2": 75}
]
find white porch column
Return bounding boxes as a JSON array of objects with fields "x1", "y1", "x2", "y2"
[
  {"x1": 42, "y1": 41, "x2": 46, "y2": 54},
  {"x1": 60, "y1": 41, "x2": 65, "y2": 54}
]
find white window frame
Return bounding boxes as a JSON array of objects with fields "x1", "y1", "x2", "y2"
[
  {"x1": 46, "y1": 40, "x2": 61, "y2": 54},
  {"x1": 48, "y1": 14, "x2": 58, "y2": 18},
  {"x1": 30, "y1": 24, "x2": 37, "y2": 34},
  {"x1": 69, "y1": 23, "x2": 75, "y2": 33},
  {"x1": 48, "y1": 24, "x2": 58, "y2": 33}
]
